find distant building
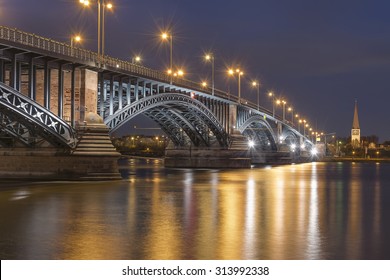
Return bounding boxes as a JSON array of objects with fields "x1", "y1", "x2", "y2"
[{"x1": 351, "y1": 100, "x2": 361, "y2": 148}]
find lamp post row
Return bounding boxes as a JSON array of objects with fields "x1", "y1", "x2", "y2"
[
  {"x1": 79, "y1": 0, "x2": 113, "y2": 66},
  {"x1": 76, "y1": 0, "x2": 311, "y2": 132}
]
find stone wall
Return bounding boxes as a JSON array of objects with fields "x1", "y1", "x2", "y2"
[{"x1": 0, "y1": 153, "x2": 121, "y2": 180}]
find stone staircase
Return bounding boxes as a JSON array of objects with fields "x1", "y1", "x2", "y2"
[
  {"x1": 71, "y1": 123, "x2": 122, "y2": 180},
  {"x1": 229, "y1": 134, "x2": 249, "y2": 150},
  {"x1": 73, "y1": 124, "x2": 120, "y2": 156}
]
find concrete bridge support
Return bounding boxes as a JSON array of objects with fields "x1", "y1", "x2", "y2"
[{"x1": 0, "y1": 61, "x2": 121, "y2": 179}]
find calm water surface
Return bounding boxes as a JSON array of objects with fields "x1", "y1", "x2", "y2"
[{"x1": 1, "y1": 159, "x2": 390, "y2": 260}]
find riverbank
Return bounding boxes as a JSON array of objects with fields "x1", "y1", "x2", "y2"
[{"x1": 320, "y1": 157, "x2": 390, "y2": 163}]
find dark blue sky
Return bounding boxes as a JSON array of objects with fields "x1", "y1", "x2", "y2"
[{"x1": 2, "y1": 0, "x2": 390, "y2": 140}]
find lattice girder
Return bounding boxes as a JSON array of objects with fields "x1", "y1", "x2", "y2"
[{"x1": 0, "y1": 82, "x2": 77, "y2": 149}]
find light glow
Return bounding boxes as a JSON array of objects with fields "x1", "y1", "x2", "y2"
[
  {"x1": 291, "y1": 144, "x2": 296, "y2": 150},
  {"x1": 248, "y1": 140, "x2": 255, "y2": 148},
  {"x1": 80, "y1": 0, "x2": 90, "y2": 6}
]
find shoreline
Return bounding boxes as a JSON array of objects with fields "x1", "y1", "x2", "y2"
[{"x1": 320, "y1": 157, "x2": 390, "y2": 163}]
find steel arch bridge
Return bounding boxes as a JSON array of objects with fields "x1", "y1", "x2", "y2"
[
  {"x1": 98, "y1": 75, "x2": 309, "y2": 152},
  {"x1": 104, "y1": 93, "x2": 229, "y2": 147},
  {"x1": 0, "y1": 25, "x2": 314, "y2": 157}
]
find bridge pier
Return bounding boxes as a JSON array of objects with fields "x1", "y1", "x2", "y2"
[{"x1": 0, "y1": 63, "x2": 122, "y2": 180}]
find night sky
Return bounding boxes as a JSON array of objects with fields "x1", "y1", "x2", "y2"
[{"x1": 1, "y1": 0, "x2": 390, "y2": 141}]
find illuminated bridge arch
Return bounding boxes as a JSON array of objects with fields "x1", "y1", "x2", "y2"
[
  {"x1": 238, "y1": 115, "x2": 278, "y2": 150},
  {"x1": 104, "y1": 93, "x2": 229, "y2": 147}
]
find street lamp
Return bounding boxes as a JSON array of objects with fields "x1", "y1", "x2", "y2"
[
  {"x1": 298, "y1": 119, "x2": 306, "y2": 133},
  {"x1": 288, "y1": 107, "x2": 294, "y2": 125},
  {"x1": 252, "y1": 80, "x2": 260, "y2": 110},
  {"x1": 70, "y1": 35, "x2": 81, "y2": 55},
  {"x1": 79, "y1": 0, "x2": 113, "y2": 65},
  {"x1": 276, "y1": 99, "x2": 286, "y2": 121},
  {"x1": 173, "y1": 69, "x2": 184, "y2": 77},
  {"x1": 132, "y1": 55, "x2": 141, "y2": 64},
  {"x1": 70, "y1": 35, "x2": 81, "y2": 48},
  {"x1": 268, "y1": 92, "x2": 275, "y2": 117},
  {"x1": 205, "y1": 54, "x2": 215, "y2": 95},
  {"x1": 228, "y1": 68, "x2": 244, "y2": 103},
  {"x1": 304, "y1": 123, "x2": 309, "y2": 137},
  {"x1": 161, "y1": 32, "x2": 173, "y2": 84}
]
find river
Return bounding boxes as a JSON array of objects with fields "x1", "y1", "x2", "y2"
[{"x1": 0, "y1": 159, "x2": 389, "y2": 259}]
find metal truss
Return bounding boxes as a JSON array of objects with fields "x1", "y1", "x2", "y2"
[
  {"x1": 145, "y1": 107, "x2": 188, "y2": 146},
  {"x1": 0, "y1": 82, "x2": 77, "y2": 149},
  {"x1": 145, "y1": 106, "x2": 210, "y2": 147},
  {"x1": 238, "y1": 115, "x2": 278, "y2": 150},
  {"x1": 105, "y1": 93, "x2": 229, "y2": 147},
  {"x1": 0, "y1": 111, "x2": 38, "y2": 146}
]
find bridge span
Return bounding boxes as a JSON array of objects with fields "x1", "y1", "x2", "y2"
[{"x1": 0, "y1": 26, "x2": 315, "y2": 177}]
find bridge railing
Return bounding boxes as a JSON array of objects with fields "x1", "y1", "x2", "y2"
[
  {"x1": 0, "y1": 26, "x2": 239, "y2": 98},
  {"x1": 0, "y1": 26, "x2": 99, "y2": 62}
]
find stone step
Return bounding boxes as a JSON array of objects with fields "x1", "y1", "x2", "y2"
[
  {"x1": 73, "y1": 124, "x2": 121, "y2": 157},
  {"x1": 77, "y1": 143, "x2": 117, "y2": 148},
  {"x1": 78, "y1": 134, "x2": 113, "y2": 139},
  {"x1": 74, "y1": 147, "x2": 118, "y2": 153},
  {"x1": 229, "y1": 135, "x2": 249, "y2": 150},
  {"x1": 72, "y1": 151, "x2": 120, "y2": 156}
]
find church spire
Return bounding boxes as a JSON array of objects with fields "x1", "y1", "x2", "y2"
[
  {"x1": 352, "y1": 100, "x2": 360, "y2": 129},
  {"x1": 351, "y1": 100, "x2": 361, "y2": 148}
]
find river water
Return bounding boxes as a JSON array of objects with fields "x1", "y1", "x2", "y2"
[{"x1": 0, "y1": 159, "x2": 389, "y2": 260}]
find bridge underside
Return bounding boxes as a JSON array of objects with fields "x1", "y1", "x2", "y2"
[{"x1": 104, "y1": 93, "x2": 230, "y2": 148}]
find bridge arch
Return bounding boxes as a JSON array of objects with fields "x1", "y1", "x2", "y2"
[
  {"x1": 104, "y1": 93, "x2": 229, "y2": 147},
  {"x1": 280, "y1": 129, "x2": 299, "y2": 146},
  {"x1": 238, "y1": 115, "x2": 278, "y2": 150}
]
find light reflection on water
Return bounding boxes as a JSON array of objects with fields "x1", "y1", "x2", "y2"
[{"x1": 0, "y1": 160, "x2": 390, "y2": 260}]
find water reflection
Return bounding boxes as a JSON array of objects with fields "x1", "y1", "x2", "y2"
[
  {"x1": 0, "y1": 160, "x2": 390, "y2": 259},
  {"x1": 306, "y1": 163, "x2": 319, "y2": 259}
]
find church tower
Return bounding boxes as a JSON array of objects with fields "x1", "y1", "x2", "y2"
[{"x1": 351, "y1": 100, "x2": 360, "y2": 148}]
